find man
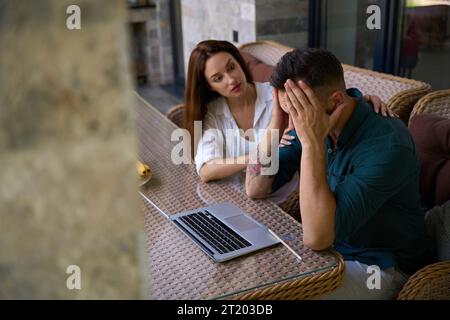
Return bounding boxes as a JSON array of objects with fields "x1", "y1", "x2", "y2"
[{"x1": 245, "y1": 48, "x2": 432, "y2": 299}]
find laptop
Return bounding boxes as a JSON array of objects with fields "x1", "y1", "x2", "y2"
[{"x1": 170, "y1": 202, "x2": 280, "y2": 262}]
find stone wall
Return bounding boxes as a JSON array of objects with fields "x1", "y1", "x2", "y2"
[
  {"x1": 0, "y1": 0, "x2": 144, "y2": 299},
  {"x1": 255, "y1": 0, "x2": 309, "y2": 49},
  {"x1": 128, "y1": 0, "x2": 174, "y2": 85},
  {"x1": 180, "y1": 0, "x2": 310, "y2": 74},
  {"x1": 151, "y1": 0, "x2": 174, "y2": 84},
  {"x1": 180, "y1": 0, "x2": 256, "y2": 74}
]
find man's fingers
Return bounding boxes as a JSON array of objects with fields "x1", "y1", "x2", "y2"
[
  {"x1": 329, "y1": 103, "x2": 347, "y2": 128},
  {"x1": 286, "y1": 79, "x2": 310, "y2": 110},
  {"x1": 298, "y1": 81, "x2": 322, "y2": 111},
  {"x1": 284, "y1": 85, "x2": 299, "y2": 115},
  {"x1": 284, "y1": 82, "x2": 301, "y2": 114}
]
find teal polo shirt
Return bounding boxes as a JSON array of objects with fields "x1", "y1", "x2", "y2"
[{"x1": 272, "y1": 88, "x2": 432, "y2": 274}]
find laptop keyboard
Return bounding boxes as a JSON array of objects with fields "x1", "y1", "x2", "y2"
[{"x1": 179, "y1": 210, "x2": 252, "y2": 254}]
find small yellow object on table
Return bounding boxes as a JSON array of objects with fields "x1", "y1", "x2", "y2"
[{"x1": 136, "y1": 160, "x2": 152, "y2": 186}]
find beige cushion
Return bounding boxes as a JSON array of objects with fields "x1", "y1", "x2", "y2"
[{"x1": 240, "y1": 51, "x2": 274, "y2": 83}]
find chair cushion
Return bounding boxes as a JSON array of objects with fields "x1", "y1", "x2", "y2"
[
  {"x1": 425, "y1": 200, "x2": 450, "y2": 261},
  {"x1": 409, "y1": 114, "x2": 450, "y2": 208},
  {"x1": 240, "y1": 51, "x2": 274, "y2": 83}
]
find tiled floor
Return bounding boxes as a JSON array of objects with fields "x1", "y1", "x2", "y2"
[{"x1": 136, "y1": 84, "x2": 184, "y2": 114}]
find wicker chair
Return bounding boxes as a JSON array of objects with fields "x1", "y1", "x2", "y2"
[
  {"x1": 239, "y1": 40, "x2": 432, "y2": 124},
  {"x1": 409, "y1": 89, "x2": 450, "y2": 123},
  {"x1": 396, "y1": 89, "x2": 450, "y2": 300},
  {"x1": 397, "y1": 262, "x2": 450, "y2": 300},
  {"x1": 165, "y1": 104, "x2": 184, "y2": 128},
  {"x1": 278, "y1": 190, "x2": 301, "y2": 223}
]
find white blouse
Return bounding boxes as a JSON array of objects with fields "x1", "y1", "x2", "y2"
[{"x1": 194, "y1": 82, "x2": 299, "y2": 205}]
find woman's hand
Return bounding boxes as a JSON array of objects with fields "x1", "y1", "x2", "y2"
[
  {"x1": 364, "y1": 94, "x2": 398, "y2": 117},
  {"x1": 279, "y1": 127, "x2": 295, "y2": 147}
]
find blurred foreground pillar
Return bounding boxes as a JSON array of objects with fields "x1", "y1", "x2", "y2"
[{"x1": 0, "y1": 0, "x2": 145, "y2": 299}]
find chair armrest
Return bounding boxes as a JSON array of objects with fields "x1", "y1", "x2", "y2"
[{"x1": 397, "y1": 261, "x2": 450, "y2": 300}]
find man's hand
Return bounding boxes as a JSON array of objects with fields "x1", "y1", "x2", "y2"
[
  {"x1": 284, "y1": 80, "x2": 345, "y2": 148},
  {"x1": 283, "y1": 80, "x2": 339, "y2": 251}
]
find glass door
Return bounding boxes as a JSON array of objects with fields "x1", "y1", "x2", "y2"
[
  {"x1": 314, "y1": 0, "x2": 402, "y2": 73},
  {"x1": 400, "y1": 0, "x2": 450, "y2": 89},
  {"x1": 320, "y1": 0, "x2": 382, "y2": 70},
  {"x1": 312, "y1": 0, "x2": 450, "y2": 88}
]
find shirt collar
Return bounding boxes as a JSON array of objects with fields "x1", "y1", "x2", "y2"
[
  {"x1": 211, "y1": 97, "x2": 232, "y2": 118},
  {"x1": 212, "y1": 82, "x2": 270, "y2": 124},
  {"x1": 334, "y1": 88, "x2": 371, "y2": 149}
]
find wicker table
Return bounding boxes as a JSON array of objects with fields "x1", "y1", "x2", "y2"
[{"x1": 135, "y1": 93, "x2": 344, "y2": 300}]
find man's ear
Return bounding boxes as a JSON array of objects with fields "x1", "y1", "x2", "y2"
[
  {"x1": 330, "y1": 91, "x2": 346, "y2": 108},
  {"x1": 325, "y1": 91, "x2": 345, "y2": 114}
]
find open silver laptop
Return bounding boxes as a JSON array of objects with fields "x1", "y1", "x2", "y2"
[{"x1": 170, "y1": 202, "x2": 280, "y2": 262}]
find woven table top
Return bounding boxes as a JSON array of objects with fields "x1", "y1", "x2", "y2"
[{"x1": 135, "y1": 93, "x2": 342, "y2": 300}]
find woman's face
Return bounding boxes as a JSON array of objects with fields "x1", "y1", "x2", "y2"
[{"x1": 203, "y1": 52, "x2": 247, "y2": 98}]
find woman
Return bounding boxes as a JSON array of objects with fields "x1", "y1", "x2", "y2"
[{"x1": 184, "y1": 40, "x2": 393, "y2": 192}]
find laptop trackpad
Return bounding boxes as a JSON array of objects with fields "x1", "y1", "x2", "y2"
[{"x1": 224, "y1": 215, "x2": 259, "y2": 232}]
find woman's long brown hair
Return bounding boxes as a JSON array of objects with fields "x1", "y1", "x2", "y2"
[{"x1": 183, "y1": 40, "x2": 253, "y2": 159}]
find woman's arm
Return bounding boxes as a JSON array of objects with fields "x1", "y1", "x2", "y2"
[
  {"x1": 199, "y1": 155, "x2": 248, "y2": 182},
  {"x1": 246, "y1": 88, "x2": 289, "y2": 198},
  {"x1": 245, "y1": 121, "x2": 281, "y2": 198}
]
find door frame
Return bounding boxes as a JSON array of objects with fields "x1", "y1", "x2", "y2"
[
  {"x1": 169, "y1": 0, "x2": 185, "y2": 86},
  {"x1": 308, "y1": 0, "x2": 404, "y2": 74}
]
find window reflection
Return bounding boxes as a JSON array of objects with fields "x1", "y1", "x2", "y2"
[{"x1": 400, "y1": 0, "x2": 450, "y2": 88}]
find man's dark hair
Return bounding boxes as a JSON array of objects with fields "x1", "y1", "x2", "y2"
[{"x1": 270, "y1": 48, "x2": 345, "y2": 90}]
